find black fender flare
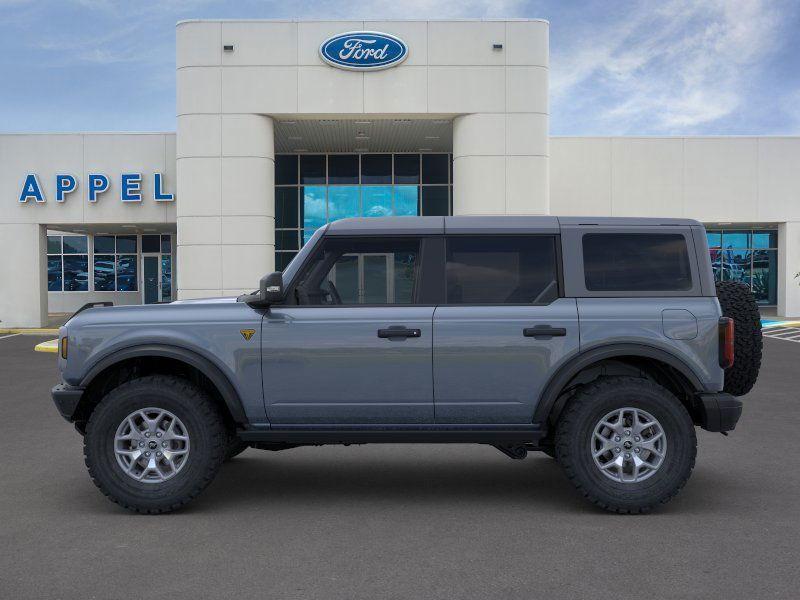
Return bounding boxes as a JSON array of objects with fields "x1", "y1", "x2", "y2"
[
  {"x1": 532, "y1": 343, "x2": 704, "y2": 425},
  {"x1": 79, "y1": 344, "x2": 247, "y2": 424}
]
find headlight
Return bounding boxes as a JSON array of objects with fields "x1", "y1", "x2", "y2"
[{"x1": 60, "y1": 336, "x2": 68, "y2": 360}]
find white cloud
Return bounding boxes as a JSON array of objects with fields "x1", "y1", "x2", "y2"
[{"x1": 551, "y1": 0, "x2": 791, "y2": 133}]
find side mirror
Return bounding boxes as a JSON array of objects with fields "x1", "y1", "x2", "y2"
[
  {"x1": 241, "y1": 271, "x2": 283, "y2": 308},
  {"x1": 259, "y1": 271, "x2": 284, "y2": 305}
]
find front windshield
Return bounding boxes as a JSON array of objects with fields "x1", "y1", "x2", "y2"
[{"x1": 280, "y1": 226, "x2": 327, "y2": 285}]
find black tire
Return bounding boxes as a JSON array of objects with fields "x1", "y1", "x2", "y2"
[
  {"x1": 84, "y1": 375, "x2": 227, "y2": 514},
  {"x1": 555, "y1": 376, "x2": 696, "y2": 514},
  {"x1": 715, "y1": 280, "x2": 763, "y2": 396},
  {"x1": 224, "y1": 437, "x2": 249, "y2": 462}
]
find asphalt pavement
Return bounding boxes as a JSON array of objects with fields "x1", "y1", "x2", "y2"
[{"x1": 0, "y1": 333, "x2": 798, "y2": 599}]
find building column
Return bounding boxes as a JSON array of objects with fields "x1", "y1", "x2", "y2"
[
  {"x1": 452, "y1": 113, "x2": 549, "y2": 216},
  {"x1": 777, "y1": 221, "x2": 800, "y2": 317},
  {"x1": 177, "y1": 114, "x2": 275, "y2": 299},
  {"x1": 0, "y1": 224, "x2": 46, "y2": 328}
]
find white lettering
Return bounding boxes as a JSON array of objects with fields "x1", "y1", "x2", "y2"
[{"x1": 338, "y1": 38, "x2": 390, "y2": 62}]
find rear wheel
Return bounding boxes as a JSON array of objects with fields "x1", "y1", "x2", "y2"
[
  {"x1": 555, "y1": 376, "x2": 696, "y2": 514},
  {"x1": 715, "y1": 280, "x2": 762, "y2": 396},
  {"x1": 84, "y1": 375, "x2": 227, "y2": 514}
]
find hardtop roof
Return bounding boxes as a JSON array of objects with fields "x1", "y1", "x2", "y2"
[{"x1": 325, "y1": 215, "x2": 702, "y2": 235}]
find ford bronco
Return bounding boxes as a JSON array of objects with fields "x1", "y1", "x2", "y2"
[{"x1": 51, "y1": 216, "x2": 762, "y2": 513}]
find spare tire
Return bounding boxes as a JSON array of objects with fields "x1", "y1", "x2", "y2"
[{"x1": 715, "y1": 281, "x2": 762, "y2": 396}]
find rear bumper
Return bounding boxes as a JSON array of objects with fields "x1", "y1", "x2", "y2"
[
  {"x1": 51, "y1": 383, "x2": 84, "y2": 422},
  {"x1": 695, "y1": 392, "x2": 743, "y2": 432}
]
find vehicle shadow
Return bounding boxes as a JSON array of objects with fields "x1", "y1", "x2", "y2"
[{"x1": 187, "y1": 447, "x2": 744, "y2": 515}]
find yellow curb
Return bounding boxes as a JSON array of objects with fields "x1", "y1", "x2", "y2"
[
  {"x1": 0, "y1": 328, "x2": 60, "y2": 335},
  {"x1": 34, "y1": 339, "x2": 59, "y2": 353}
]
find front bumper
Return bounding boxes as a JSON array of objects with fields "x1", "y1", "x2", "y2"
[
  {"x1": 51, "y1": 383, "x2": 84, "y2": 422},
  {"x1": 695, "y1": 392, "x2": 743, "y2": 432}
]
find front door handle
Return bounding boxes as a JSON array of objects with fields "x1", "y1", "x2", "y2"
[
  {"x1": 378, "y1": 327, "x2": 422, "y2": 339},
  {"x1": 523, "y1": 325, "x2": 567, "y2": 338}
]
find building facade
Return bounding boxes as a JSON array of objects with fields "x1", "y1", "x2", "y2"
[{"x1": 1, "y1": 19, "x2": 799, "y2": 327}]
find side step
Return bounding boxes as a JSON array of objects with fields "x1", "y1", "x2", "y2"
[{"x1": 237, "y1": 424, "x2": 545, "y2": 445}]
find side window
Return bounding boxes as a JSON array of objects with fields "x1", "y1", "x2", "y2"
[
  {"x1": 295, "y1": 237, "x2": 420, "y2": 305},
  {"x1": 445, "y1": 236, "x2": 559, "y2": 304},
  {"x1": 582, "y1": 233, "x2": 692, "y2": 291}
]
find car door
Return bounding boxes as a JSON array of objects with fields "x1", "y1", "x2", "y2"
[
  {"x1": 433, "y1": 234, "x2": 580, "y2": 423},
  {"x1": 262, "y1": 235, "x2": 435, "y2": 424}
]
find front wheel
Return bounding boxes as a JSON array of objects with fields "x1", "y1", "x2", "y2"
[
  {"x1": 84, "y1": 375, "x2": 227, "y2": 514},
  {"x1": 555, "y1": 376, "x2": 696, "y2": 513}
]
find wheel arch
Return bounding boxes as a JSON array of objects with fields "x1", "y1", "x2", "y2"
[
  {"x1": 534, "y1": 343, "x2": 704, "y2": 428},
  {"x1": 75, "y1": 344, "x2": 247, "y2": 431}
]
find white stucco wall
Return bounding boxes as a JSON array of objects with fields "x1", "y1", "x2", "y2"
[
  {"x1": 175, "y1": 19, "x2": 550, "y2": 298},
  {"x1": 550, "y1": 136, "x2": 800, "y2": 314},
  {"x1": 0, "y1": 133, "x2": 176, "y2": 327}
]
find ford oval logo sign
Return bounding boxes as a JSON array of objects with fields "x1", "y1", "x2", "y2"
[{"x1": 319, "y1": 31, "x2": 408, "y2": 71}]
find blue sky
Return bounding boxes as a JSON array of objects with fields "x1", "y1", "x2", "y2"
[{"x1": 1, "y1": 0, "x2": 798, "y2": 135}]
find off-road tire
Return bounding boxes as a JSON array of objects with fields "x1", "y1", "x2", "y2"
[
  {"x1": 84, "y1": 375, "x2": 227, "y2": 514},
  {"x1": 555, "y1": 376, "x2": 696, "y2": 514},
  {"x1": 715, "y1": 280, "x2": 762, "y2": 396},
  {"x1": 224, "y1": 437, "x2": 249, "y2": 462}
]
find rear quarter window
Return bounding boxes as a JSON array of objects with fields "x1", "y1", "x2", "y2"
[{"x1": 582, "y1": 233, "x2": 693, "y2": 292}]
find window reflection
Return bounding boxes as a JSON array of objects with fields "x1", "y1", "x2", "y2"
[
  {"x1": 275, "y1": 153, "x2": 453, "y2": 268},
  {"x1": 362, "y1": 186, "x2": 392, "y2": 217},
  {"x1": 302, "y1": 186, "x2": 327, "y2": 229},
  {"x1": 328, "y1": 186, "x2": 359, "y2": 221},
  {"x1": 707, "y1": 228, "x2": 777, "y2": 305}
]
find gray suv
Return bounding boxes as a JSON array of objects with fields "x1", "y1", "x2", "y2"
[{"x1": 51, "y1": 216, "x2": 762, "y2": 514}]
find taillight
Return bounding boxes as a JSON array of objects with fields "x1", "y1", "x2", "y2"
[{"x1": 718, "y1": 317, "x2": 734, "y2": 369}]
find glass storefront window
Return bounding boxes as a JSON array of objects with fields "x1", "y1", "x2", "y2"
[
  {"x1": 47, "y1": 235, "x2": 88, "y2": 292},
  {"x1": 421, "y1": 186, "x2": 449, "y2": 216},
  {"x1": 161, "y1": 255, "x2": 172, "y2": 301},
  {"x1": 394, "y1": 154, "x2": 420, "y2": 184},
  {"x1": 394, "y1": 186, "x2": 419, "y2": 216},
  {"x1": 276, "y1": 187, "x2": 299, "y2": 229},
  {"x1": 275, "y1": 153, "x2": 453, "y2": 270},
  {"x1": 116, "y1": 235, "x2": 137, "y2": 254},
  {"x1": 116, "y1": 255, "x2": 137, "y2": 291},
  {"x1": 63, "y1": 255, "x2": 89, "y2": 291},
  {"x1": 362, "y1": 186, "x2": 392, "y2": 217},
  {"x1": 93, "y1": 255, "x2": 115, "y2": 291},
  {"x1": 752, "y1": 231, "x2": 778, "y2": 249},
  {"x1": 721, "y1": 231, "x2": 749, "y2": 249},
  {"x1": 94, "y1": 235, "x2": 115, "y2": 253},
  {"x1": 47, "y1": 256, "x2": 62, "y2": 291},
  {"x1": 300, "y1": 155, "x2": 325, "y2": 184},
  {"x1": 422, "y1": 154, "x2": 449, "y2": 184},
  {"x1": 302, "y1": 186, "x2": 327, "y2": 229},
  {"x1": 328, "y1": 186, "x2": 360, "y2": 221},
  {"x1": 361, "y1": 154, "x2": 392, "y2": 184},
  {"x1": 328, "y1": 155, "x2": 358, "y2": 184},
  {"x1": 47, "y1": 236, "x2": 62, "y2": 254},
  {"x1": 707, "y1": 228, "x2": 778, "y2": 305},
  {"x1": 275, "y1": 154, "x2": 298, "y2": 185},
  {"x1": 63, "y1": 235, "x2": 88, "y2": 254}
]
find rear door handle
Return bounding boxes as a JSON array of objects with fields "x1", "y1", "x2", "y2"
[
  {"x1": 378, "y1": 327, "x2": 422, "y2": 339},
  {"x1": 523, "y1": 325, "x2": 567, "y2": 338}
]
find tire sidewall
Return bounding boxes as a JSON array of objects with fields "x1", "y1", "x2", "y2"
[
  {"x1": 85, "y1": 378, "x2": 223, "y2": 510},
  {"x1": 557, "y1": 380, "x2": 696, "y2": 510}
]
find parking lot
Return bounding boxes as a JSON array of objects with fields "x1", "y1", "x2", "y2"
[{"x1": 1, "y1": 333, "x2": 798, "y2": 599}]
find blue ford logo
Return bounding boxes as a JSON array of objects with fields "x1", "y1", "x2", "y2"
[{"x1": 320, "y1": 31, "x2": 408, "y2": 71}]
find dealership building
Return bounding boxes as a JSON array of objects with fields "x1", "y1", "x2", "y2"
[{"x1": 1, "y1": 18, "x2": 799, "y2": 327}]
